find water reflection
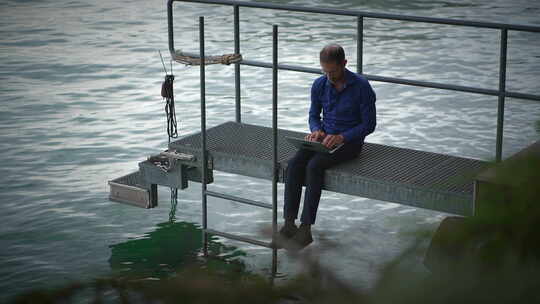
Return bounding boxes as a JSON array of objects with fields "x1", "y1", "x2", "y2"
[{"x1": 108, "y1": 221, "x2": 248, "y2": 279}]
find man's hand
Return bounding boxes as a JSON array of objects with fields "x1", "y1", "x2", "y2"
[
  {"x1": 305, "y1": 130, "x2": 326, "y2": 142},
  {"x1": 322, "y1": 134, "x2": 344, "y2": 149}
]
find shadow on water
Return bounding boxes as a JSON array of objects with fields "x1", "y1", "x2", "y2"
[{"x1": 108, "y1": 221, "x2": 249, "y2": 280}]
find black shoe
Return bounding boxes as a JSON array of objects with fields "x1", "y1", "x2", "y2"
[
  {"x1": 279, "y1": 224, "x2": 298, "y2": 239},
  {"x1": 288, "y1": 225, "x2": 313, "y2": 251},
  {"x1": 274, "y1": 224, "x2": 298, "y2": 249}
]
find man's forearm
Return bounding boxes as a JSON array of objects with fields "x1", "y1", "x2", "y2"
[
  {"x1": 342, "y1": 121, "x2": 375, "y2": 142},
  {"x1": 308, "y1": 104, "x2": 323, "y2": 132},
  {"x1": 309, "y1": 117, "x2": 323, "y2": 132}
]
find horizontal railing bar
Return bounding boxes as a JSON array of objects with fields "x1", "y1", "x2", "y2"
[
  {"x1": 178, "y1": 52, "x2": 540, "y2": 102},
  {"x1": 367, "y1": 77, "x2": 540, "y2": 102},
  {"x1": 205, "y1": 190, "x2": 273, "y2": 209},
  {"x1": 244, "y1": 59, "x2": 499, "y2": 96},
  {"x1": 506, "y1": 91, "x2": 540, "y2": 102},
  {"x1": 174, "y1": 0, "x2": 540, "y2": 33},
  {"x1": 243, "y1": 59, "x2": 498, "y2": 96},
  {"x1": 241, "y1": 59, "x2": 321, "y2": 74},
  {"x1": 205, "y1": 228, "x2": 274, "y2": 248},
  {"x1": 366, "y1": 74, "x2": 500, "y2": 96}
]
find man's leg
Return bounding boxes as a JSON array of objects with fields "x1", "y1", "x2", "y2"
[
  {"x1": 300, "y1": 143, "x2": 362, "y2": 225},
  {"x1": 277, "y1": 148, "x2": 316, "y2": 248},
  {"x1": 283, "y1": 148, "x2": 315, "y2": 221},
  {"x1": 287, "y1": 143, "x2": 363, "y2": 250}
]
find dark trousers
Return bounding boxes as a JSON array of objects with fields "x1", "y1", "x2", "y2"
[{"x1": 283, "y1": 142, "x2": 363, "y2": 225}]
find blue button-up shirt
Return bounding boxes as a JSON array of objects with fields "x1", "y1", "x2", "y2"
[{"x1": 309, "y1": 68, "x2": 376, "y2": 145}]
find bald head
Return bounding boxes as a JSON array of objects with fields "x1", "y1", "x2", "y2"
[{"x1": 320, "y1": 44, "x2": 345, "y2": 64}]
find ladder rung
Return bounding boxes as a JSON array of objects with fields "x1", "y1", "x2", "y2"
[
  {"x1": 205, "y1": 228, "x2": 274, "y2": 249},
  {"x1": 205, "y1": 190, "x2": 272, "y2": 209}
]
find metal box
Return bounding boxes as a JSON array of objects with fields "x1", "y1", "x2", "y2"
[
  {"x1": 139, "y1": 154, "x2": 213, "y2": 188},
  {"x1": 108, "y1": 171, "x2": 153, "y2": 208},
  {"x1": 139, "y1": 158, "x2": 188, "y2": 189}
]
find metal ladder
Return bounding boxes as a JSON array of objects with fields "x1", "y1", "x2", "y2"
[{"x1": 194, "y1": 17, "x2": 282, "y2": 274}]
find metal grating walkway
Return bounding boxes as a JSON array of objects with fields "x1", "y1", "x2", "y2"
[{"x1": 169, "y1": 121, "x2": 488, "y2": 216}]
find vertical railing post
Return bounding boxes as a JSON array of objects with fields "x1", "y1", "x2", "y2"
[
  {"x1": 357, "y1": 16, "x2": 363, "y2": 75},
  {"x1": 199, "y1": 16, "x2": 208, "y2": 256},
  {"x1": 271, "y1": 24, "x2": 278, "y2": 277},
  {"x1": 234, "y1": 5, "x2": 241, "y2": 123},
  {"x1": 167, "y1": 0, "x2": 175, "y2": 58},
  {"x1": 496, "y1": 28, "x2": 508, "y2": 163}
]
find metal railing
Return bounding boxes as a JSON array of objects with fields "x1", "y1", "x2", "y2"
[
  {"x1": 168, "y1": 0, "x2": 540, "y2": 162},
  {"x1": 167, "y1": 0, "x2": 540, "y2": 277}
]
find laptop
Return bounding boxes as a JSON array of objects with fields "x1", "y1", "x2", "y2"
[{"x1": 285, "y1": 136, "x2": 344, "y2": 154}]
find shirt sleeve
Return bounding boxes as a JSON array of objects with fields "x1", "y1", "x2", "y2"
[
  {"x1": 308, "y1": 80, "x2": 323, "y2": 132},
  {"x1": 342, "y1": 82, "x2": 377, "y2": 142}
]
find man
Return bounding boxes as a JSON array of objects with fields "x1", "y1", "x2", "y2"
[{"x1": 278, "y1": 44, "x2": 377, "y2": 250}]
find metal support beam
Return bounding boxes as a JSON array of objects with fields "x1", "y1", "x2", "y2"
[
  {"x1": 271, "y1": 24, "x2": 279, "y2": 277},
  {"x1": 167, "y1": 0, "x2": 175, "y2": 57},
  {"x1": 205, "y1": 190, "x2": 272, "y2": 209},
  {"x1": 199, "y1": 16, "x2": 208, "y2": 256},
  {"x1": 357, "y1": 16, "x2": 363, "y2": 75},
  {"x1": 206, "y1": 228, "x2": 273, "y2": 248},
  {"x1": 234, "y1": 5, "x2": 241, "y2": 123},
  {"x1": 170, "y1": 0, "x2": 540, "y2": 33},
  {"x1": 496, "y1": 29, "x2": 507, "y2": 162}
]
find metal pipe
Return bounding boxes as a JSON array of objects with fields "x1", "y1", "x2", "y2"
[
  {"x1": 240, "y1": 58, "x2": 503, "y2": 96},
  {"x1": 506, "y1": 91, "x2": 540, "y2": 102},
  {"x1": 234, "y1": 5, "x2": 241, "y2": 123},
  {"x1": 271, "y1": 23, "x2": 278, "y2": 276},
  {"x1": 166, "y1": 53, "x2": 540, "y2": 102},
  {"x1": 205, "y1": 190, "x2": 273, "y2": 209},
  {"x1": 205, "y1": 228, "x2": 273, "y2": 248},
  {"x1": 171, "y1": 0, "x2": 540, "y2": 32},
  {"x1": 167, "y1": 0, "x2": 175, "y2": 58},
  {"x1": 365, "y1": 74, "x2": 500, "y2": 97},
  {"x1": 357, "y1": 16, "x2": 363, "y2": 74},
  {"x1": 199, "y1": 16, "x2": 208, "y2": 256},
  {"x1": 496, "y1": 28, "x2": 508, "y2": 163}
]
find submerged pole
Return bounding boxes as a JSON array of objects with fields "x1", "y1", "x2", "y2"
[
  {"x1": 271, "y1": 24, "x2": 278, "y2": 277},
  {"x1": 200, "y1": 16, "x2": 208, "y2": 256},
  {"x1": 495, "y1": 28, "x2": 507, "y2": 163}
]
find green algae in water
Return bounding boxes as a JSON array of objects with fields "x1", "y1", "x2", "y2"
[{"x1": 108, "y1": 221, "x2": 248, "y2": 280}]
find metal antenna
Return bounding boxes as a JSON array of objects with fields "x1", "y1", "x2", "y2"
[{"x1": 158, "y1": 50, "x2": 168, "y2": 75}]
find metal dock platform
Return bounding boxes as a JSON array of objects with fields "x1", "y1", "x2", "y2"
[
  {"x1": 169, "y1": 121, "x2": 488, "y2": 216},
  {"x1": 107, "y1": 0, "x2": 540, "y2": 277}
]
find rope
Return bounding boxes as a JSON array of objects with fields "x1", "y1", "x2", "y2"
[
  {"x1": 159, "y1": 51, "x2": 179, "y2": 142},
  {"x1": 159, "y1": 51, "x2": 181, "y2": 221},
  {"x1": 173, "y1": 51, "x2": 242, "y2": 66},
  {"x1": 162, "y1": 75, "x2": 178, "y2": 142},
  {"x1": 162, "y1": 75, "x2": 179, "y2": 220}
]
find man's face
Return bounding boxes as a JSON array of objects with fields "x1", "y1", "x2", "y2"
[{"x1": 320, "y1": 60, "x2": 346, "y2": 84}]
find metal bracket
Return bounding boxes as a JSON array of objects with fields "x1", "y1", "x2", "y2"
[{"x1": 138, "y1": 150, "x2": 213, "y2": 189}]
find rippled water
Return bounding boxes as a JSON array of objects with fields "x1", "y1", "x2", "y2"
[{"x1": 1, "y1": 0, "x2": 539, "y2": 301}]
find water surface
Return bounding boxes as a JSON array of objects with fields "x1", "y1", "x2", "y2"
[{"x1": 1, "y1": 0, "x2": 539, "y2": 301}]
